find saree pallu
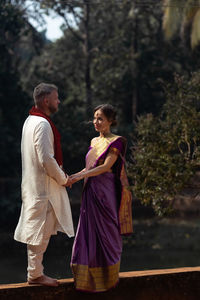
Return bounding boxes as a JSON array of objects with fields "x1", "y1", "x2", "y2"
[{"x1": 71, "y1": 135, "x2": 132, "y2": 292}]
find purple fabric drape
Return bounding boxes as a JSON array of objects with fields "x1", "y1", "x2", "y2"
[
  {"x1": 72, "y1": 173, "x2": 122, "y2": 267},
  {"x1": 71, "y1": 138, "x2": 125, "y2": 292}
]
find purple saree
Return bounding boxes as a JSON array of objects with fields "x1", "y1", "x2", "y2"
[{"x1": 71, "y1": 134, "x2": 133, "y2": 292}]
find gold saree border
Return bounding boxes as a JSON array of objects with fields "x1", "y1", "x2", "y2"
[
  {"x1": 87, "y1": 134, "x2": 121, "y2": 170},
  {"x1": 86, "y1": 133, "x2": 133, "y2": 235},
  {"x1": 71, "y1": 261, "x2": 120, "y2": 292},
  {"x1": 119, "y1": 187, "x2": 133, "y2": 234},
  {"x1": 119, "y1": 165, "x2": 133, "y2": 235}
]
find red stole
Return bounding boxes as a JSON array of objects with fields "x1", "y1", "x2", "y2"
[{"x1": 29, "y1": 106, "x2": 63, "y2": 167}]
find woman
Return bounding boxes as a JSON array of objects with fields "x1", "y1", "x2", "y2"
[{"x1": 70, "y1": 104, "x2": 133, "y2": 292}]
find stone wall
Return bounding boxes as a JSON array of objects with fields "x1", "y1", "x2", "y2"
[{"x1": 1, "y1": 267, "x2": 200, "y2": 300}]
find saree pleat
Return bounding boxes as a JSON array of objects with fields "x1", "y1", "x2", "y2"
[{"x1": 71, "y1": 173, "x2": 122, "y2": 292}]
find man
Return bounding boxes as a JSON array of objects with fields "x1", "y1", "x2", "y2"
[{"x1": 14, "y1": 83, "x2": 74, "y2": 287}]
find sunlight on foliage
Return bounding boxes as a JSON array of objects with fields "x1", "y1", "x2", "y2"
[
  {"x1": 162, "y1": 0, "x2": 183, "y2": 40},
  {"x1": 163, "y1": 0, "x2": 200, "y2": 48},
  {"x1": 129, "y1": 72, "x2": 200, "y2": 216}
]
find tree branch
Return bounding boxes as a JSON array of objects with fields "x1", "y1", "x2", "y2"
[{"x1": 60, "y1": 12, "x2": 84, "y2": 43}]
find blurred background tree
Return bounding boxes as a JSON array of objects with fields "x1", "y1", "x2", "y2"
[
  {"x1": 1, "y1": 0, "x2": 200, "y2": 218},
  {"x1": 163, "y1": 0, "x2": 200, "y2": 49},
  {"x1": 129, "y1": 72, "x2": 200, "y2": 215},
  {"x1": 0, "y1": 0, "x2": 48, "y2": 219},
  {"x1": 2, "y1": 0, "x2": 200, "y2": 284}
]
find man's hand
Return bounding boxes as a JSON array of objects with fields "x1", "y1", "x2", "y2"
[{"x1": 63, "y1": 175, "x2": 73, "y2": 188}]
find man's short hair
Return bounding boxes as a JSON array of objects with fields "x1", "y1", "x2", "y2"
[{"x1": 33, "y1": 83, "x2": 58, "y2": 106}]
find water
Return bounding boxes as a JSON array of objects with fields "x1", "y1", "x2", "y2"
[{"x1": 1, "y1": 217, "x2": 200, "y2": 284}]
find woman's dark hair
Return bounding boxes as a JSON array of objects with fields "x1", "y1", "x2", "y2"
[{"x1": 94, "y1": 104, "x2": 117, "y2": 126}]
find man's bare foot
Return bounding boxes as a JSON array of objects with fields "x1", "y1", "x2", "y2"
[{"x1": 28, "y1": 275, "x2": 59, "y2": 287}]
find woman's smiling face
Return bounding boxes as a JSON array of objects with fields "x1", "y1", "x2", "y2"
[{"x1": 93, "y1": 109, "x2": 112, "y2": 134}]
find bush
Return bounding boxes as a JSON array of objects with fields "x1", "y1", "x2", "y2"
[{"x1": 129, "y1": 72, "x2": 200, "y2": 215}]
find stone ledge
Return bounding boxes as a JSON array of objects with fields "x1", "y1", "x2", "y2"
[{"x1": 1, "y1": 267, "x2": 200, "y2": 300}]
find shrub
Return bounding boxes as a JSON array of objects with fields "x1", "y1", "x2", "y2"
[{"x1": 129, "y1": 72, "x2": 200, "y2": 215}]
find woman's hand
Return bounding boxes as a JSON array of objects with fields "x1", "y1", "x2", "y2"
[
  {"x1": 68, "y1": 152, "x2": 118, "y2": 183},
  {"x1": 68, "y1": 168, "x2": 86, "y2": 185},
  {"x1": 69, "y1": 173, "x2": 84, "y2": 184}
]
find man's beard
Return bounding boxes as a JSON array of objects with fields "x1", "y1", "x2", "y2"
[{"x1": 48, "y1": 104, "x2": 58, "y2": 114}]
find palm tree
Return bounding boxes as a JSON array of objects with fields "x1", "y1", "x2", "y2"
[{"x1": 163, "y1": 0, "x2": 200, "y2": 48}]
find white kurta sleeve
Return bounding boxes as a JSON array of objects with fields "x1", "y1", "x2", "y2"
[{"x1": 33, "y1": 120, "x2": 68, "y2": 186}]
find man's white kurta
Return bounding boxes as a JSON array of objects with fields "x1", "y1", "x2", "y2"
[{"x1": 14, "y1": 115, "x2": 74, "y2": 245}]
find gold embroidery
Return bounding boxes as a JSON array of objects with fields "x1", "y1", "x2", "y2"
[
  {"x1": 72, "y1": 262, "x2": 120, "y2": 292},
  {"x1": 87, "y1": 135, "x2": 133, "y2": 235},
  {"x1": 97, "y1": 158, "x2": 104, "y2": 166},
  {"x1": 109, "y1": 147, "x2": 120, "y2": 155},
  {"x1": 96, "y1": 148, "x2": 119, "y2": 167},
  {"x1": 119, "y1": 165, "x2": 133, "y2": 234},
  {"x1": 87, "y1": 134, "x2": 121, "y2": 170}
]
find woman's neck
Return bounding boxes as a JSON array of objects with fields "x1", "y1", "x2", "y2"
[{"x1": 100, "y1": 130, "x2": 112, "y2": 138}]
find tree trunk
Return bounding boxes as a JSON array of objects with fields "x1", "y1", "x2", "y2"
[
  {"x1": 83, "y1": 0, "x2": 92, "y2": 118},
  {"x1": 131, "y1": 4, "x2": 139, "y2": 122}
]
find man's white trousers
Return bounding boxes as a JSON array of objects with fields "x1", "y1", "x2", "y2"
[{"x1": 27, "y1": 202, "x2": 57, "y2": 280}]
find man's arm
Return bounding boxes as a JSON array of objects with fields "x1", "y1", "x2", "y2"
[{"x1": 34, "y1": 121, "x2": 68, "y2": 186}]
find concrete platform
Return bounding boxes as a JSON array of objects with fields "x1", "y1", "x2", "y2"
[{"x1": 1, "y1": 267, "x2": 200, "y2": 300}]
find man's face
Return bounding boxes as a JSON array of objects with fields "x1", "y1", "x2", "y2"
[{"x1": 45, "y1": 90, "x2": 60, "y2": 114}]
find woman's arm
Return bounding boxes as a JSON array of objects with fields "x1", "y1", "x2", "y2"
[
  {"x1": 63, "y1": 168, "x2": 86, "y2": 186},
  {"x1": 70, "y1": 152, "x2": 118, "y2": 183}
]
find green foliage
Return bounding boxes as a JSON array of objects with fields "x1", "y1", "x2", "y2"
[
  {"x1": 0, "y1": 1, "x2": 48, "y2": 177},
  {"x1": 129, "y1": 72, "x2": 200, "y2": 215},
  {"x1": 0, "y1": 0, "x2": 31, "y2": 176},
  {"x1": 3, "y1": 0, "x2": 200, "y2": 220},
  {"x1": 29, "y1": 0, "x2": 200, "y2": 127},
  {"x1": 54, "y1": 99, "x2": 94, "y2": 173}
]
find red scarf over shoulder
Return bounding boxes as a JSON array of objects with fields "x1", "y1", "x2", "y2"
[{"x1": 29, "y1": 106, "x2": 63, "y2": 167}]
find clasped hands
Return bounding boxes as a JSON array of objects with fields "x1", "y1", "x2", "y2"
[{"x1": 63, "y1": 173, "x2": 83, "y2": 187}]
